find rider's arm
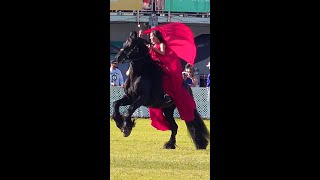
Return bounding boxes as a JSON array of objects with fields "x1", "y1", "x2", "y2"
[{"x1": 150, "y1": 43, "x2": 166, "y2": 55}]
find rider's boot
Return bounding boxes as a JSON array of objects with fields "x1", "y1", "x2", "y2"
[{"x1": 164, "y1": 94, "x2": 172, "y2": 103}]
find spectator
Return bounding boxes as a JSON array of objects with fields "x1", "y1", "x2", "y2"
[
  {"x1": 182, "y1": 71, "x2": 193, "y2": 85},
  {"x1": 110, "y1": 60, "x2": 124, "y2": 87},
  {"x1": 143, "y1": 0, "x2": 151, "y2": 10},
  {"x1": 185, "y1": 63, "x2": 199, "y2": 87},
  {"x1": 156, "y1": 0, "x2": 164, "y2": 11},
  {"x1": 206, "y1": 62, "x2": 210, "y2": 87}
]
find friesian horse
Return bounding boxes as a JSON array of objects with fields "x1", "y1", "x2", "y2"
[{"x1": 111, "y1": 31, "x2": 210, "y2": 149}]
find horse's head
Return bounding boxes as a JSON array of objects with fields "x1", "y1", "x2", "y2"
[{"x1": 115, "y1": 30, "x2": 149, "y2": 64}]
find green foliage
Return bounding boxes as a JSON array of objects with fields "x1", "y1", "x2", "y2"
[{"x1": 110, "y1": 118, "x2": 211, "y2": 180}]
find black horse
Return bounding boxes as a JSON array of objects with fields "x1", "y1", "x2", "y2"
[{"x1": 112, "y1": 31, "x2": 210, "y2": 149}]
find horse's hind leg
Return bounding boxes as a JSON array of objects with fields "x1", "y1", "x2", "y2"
[
  {"x1": 163, "y1": 107, "x2": 178, "y2": 149},
  {"x1": 112, "y1": 95, "x2": 132, "y2": 129}
]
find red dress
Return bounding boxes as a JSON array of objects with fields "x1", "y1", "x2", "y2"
[
  {"x1": 148, "y1": 44, "x2": 196, "y2": 131},
  {"x1": 143, "y1": 22, "x2": 197, "y2": 131}
]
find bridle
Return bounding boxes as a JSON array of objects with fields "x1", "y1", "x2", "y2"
[{"x1": 119, "y1": 42, "x2": 150, "y2": 63}]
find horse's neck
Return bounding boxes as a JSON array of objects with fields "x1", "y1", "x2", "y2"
[
  {"x1": 131, "y1": 62, "x2": 143, "y2": 74},
  {"x1": 128, "y1": 46, "x2": 151, "y2": 75},
  {"x1": 131, "y1": 61, "x2": 153, "y2": 78}
]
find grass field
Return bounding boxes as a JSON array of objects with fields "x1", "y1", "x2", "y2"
[{"x1": 110, "y1": 118, "x2": 211, "y2": 180}]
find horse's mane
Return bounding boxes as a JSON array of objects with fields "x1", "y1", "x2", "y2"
[{"x1": 127, "y1": 37, "x2": 163, "y2": 77}]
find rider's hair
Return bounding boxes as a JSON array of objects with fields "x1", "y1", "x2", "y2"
[{"x1": 151, "y1": 30, "x2": 166, "y2": 44}]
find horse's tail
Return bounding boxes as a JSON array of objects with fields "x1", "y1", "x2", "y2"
[{"x1": 185, "y1": 109, "x2": 210, "y2": 149}]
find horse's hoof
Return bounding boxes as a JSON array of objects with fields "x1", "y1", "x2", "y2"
[
  {"x1": 121, "y1": 127, "x2": 131, "y2": 137},
  {"x1": 196, "y1": 145, "x2": 207, "y2": 150},
  {"x1": 163, "y1": 142, "x2": 176, "y2": 149}
]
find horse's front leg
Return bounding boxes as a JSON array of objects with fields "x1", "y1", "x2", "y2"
[
  {"x1": 121, "y1": 95, "x2": 145, "y2": 137},
  {"x1": 112, "y1": 95, "x2": 132, "y2": 129}
]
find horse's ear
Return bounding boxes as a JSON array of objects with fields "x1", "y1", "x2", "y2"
[{"x1": 130, "y1": 30, "x2": 137, "y2": 38}]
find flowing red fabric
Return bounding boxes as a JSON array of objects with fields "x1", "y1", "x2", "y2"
[
  {"x1": 143, "y1": 22, "x2": 196, "y2": 65},
  {"x1": 142, "y1": 23, "x2": 197, "y2": 131}
]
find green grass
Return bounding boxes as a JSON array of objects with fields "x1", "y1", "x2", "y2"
[{"x1": 110, "y1": 118, "x2": 211, "y2": 180}]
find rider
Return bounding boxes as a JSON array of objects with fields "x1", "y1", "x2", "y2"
[{"x1": 138, "y1": 23, "x2": 197, "y2": 130}]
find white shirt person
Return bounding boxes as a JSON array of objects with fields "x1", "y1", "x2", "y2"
[{"x1": 110, "y1": 60, "x2": 124, "y2": 87}]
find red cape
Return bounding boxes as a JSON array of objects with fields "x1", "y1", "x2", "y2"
[{"x1": 143, "y1": 22, "x2": 196, "y2": 65}]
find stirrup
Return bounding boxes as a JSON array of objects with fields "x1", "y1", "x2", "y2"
[{"x1": 164, "y1": 94, "x2": 172, "y2": 103}]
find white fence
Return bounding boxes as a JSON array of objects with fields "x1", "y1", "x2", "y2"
[{"x1": 110, "y1": 86, "x2": 210, "y2": 119}]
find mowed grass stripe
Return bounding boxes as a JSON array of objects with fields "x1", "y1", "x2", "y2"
[
  {"x1": 111, "y1": 168, "x2": 209, "y2": 180},
  {"x1": 110, "y1": 118, "x2": 211, "y2": 180}
]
